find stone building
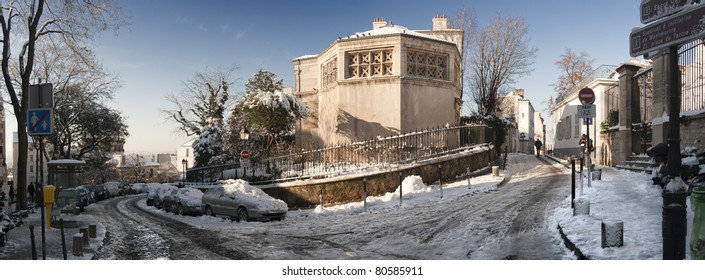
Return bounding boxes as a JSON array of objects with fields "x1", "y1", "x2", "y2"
[
  {"x1": 293, "y1": 15, "x2": 463, "y2": 146},
  {"x1": 499, "y1": 89, "x2": 545, "y2": 155}
]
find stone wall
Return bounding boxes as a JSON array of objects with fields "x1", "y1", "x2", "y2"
[
  {"x1": 261, "y1": 147, "x2": 495, "y2": 208},
  {"x1": 679, "y1": 113, "x2": 705, "y2": 150}
]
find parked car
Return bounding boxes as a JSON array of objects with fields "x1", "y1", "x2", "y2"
[
  {"x1": 103, "y1": 182, "x2": 122, "y2": 198},
  {"x1": 87, "y1": 184, "x2": 107, "y2": 201},
  {"x1": 76, "y1": 185, "x2": 95, "y2": 205},
  {"x1": 153, "y1": 184, "x2": 178, "y2": 209},
  {"x1": 54, "y1": 188, "x2": 85, "y2": 214},
  {"x1": 201, "y1": 179, "x2": 288, "y2": 222},
  {"x1": 163, "y1": 188, "x2": 204, "y2": 215}
]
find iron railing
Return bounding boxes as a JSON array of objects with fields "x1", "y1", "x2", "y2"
[
  {"x1": 679, "y1": 39, "x2": 705, "y2": 113},
  {"x1": 186, "y1": 124, "x2": 493, "y2": 184}
]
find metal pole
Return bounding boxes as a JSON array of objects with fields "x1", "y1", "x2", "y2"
[
  {"x1": 60, "y1": 219, "x2": 67, "y2": 260},
  {"x1": 363, "y1": 178, "x2": 367, "y2": 211},
  {"x1": 586, "y1": 119, "x2": 592, "y2": 188},
  {"x1": 399, "y1": 172, "x2": 403, "y2": 207},
  {"x1": 438, "y1": 164, "x2": 443, "y2": 199},
  {"x1": 467, "y1": 167, "x2": 472, "y2": 189},
  {"x1": 571, "y1": 157, "x2": 576, "y2": 209},
  {"x1": 40, "y1": 185, "x2": 46, "y2": 260},
  {"x1": 29, "y1": 225, "x2": 37, "y2": 260},
  {"x1": 663, "y1": 45, "x2": 687, "y2": 260}
]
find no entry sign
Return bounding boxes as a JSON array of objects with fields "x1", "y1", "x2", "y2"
[
  {"x1": 241, "y1": 150, "x2": 250, "y2": 160},
  {"x1": 579, "y1": 88, "x2": 595, "y2": 105}
]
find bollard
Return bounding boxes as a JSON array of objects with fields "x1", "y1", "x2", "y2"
[
  {"x1": 72, "y1": 233, "x2": 83, "y2": 256},
  {"x1": 573, "y1": 197, "x2": 590, "y2": 216},
  {"x1": 592, "y1": 168, "x2": 602, "y2": 181},
  {"x1": 89, "y1": 224, "x2": 97, "y2": 238},
  {"x1": 690, "y1": 186, "x2": 705, "y2": 259},
  {"x1": 663, "y1": 189, "x2": 688, "y2": 260},
  {"x1": 60, "y1": 219, "x2": 67, "y2": 260},
  {"x1": 492, "y1": 166, "x2": 499, "y2": 177},
  {"x1": 601, "y1": 219, "x2": 624, "y2": 248},
  {"x1": 571, "y1": 157, "x2": 576, "y2": 209},
  {"x1": 80, "y1": 227, "x2": 89, "y2": 246}
]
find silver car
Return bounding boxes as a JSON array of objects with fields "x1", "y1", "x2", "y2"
[{"x1": 201, "y1": 181, "x2": 287, "y2": 222}]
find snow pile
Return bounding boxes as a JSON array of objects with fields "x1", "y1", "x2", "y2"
[
  {"x1": 219, "y1": 179, "x2": 288, "y2": 212},
  {"x1": 179, "y1": 188, "x2": 204, "y2": 207},
  {"x1": 243, "y1": 90, "x2": 310, "y2": 118}
]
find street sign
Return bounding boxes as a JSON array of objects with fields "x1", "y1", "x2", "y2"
[
  {"x1": 28, "y1": 108, "x2": 53, "y2": 136},
  {"x1": 640, "y1": 0, "x2": 690, "y2": 24},
  {"x1": 240, "y1": 150, "x2": 250, "y2": 160},
  {"x1": 583, "y1": 118, "x2": 593, "y2": 125},
  {"x1": 579, "y1": 88, "x2": 595, "y2": 105},
  {"x1": 240, "y1": 159, "x2": 251, "y2": 168},
  {"x1": 29, "y1": 83, "x2": 53, "y2": 109},
  {"x1": 577, "y1": 104, "x2": 596, "y2": 118},
  {"x1": 630, "y1": 4, "x2": 705, "y2": 57}
]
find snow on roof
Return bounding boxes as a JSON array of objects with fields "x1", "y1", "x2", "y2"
[
  {"x1": 219, "y1": 179, "x2": 288, "y2": 212},
  {"x1": 293, "y1": 54, "x2": 318, "y2": 60},
  {"x1": 343, "y1": 24, "x2": 450, "y2": 43}
]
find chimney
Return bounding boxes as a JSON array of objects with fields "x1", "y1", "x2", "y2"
[
  {"x1": 373, "y1": 17, "x2": 387, "y2": 29},
  {"x1": 433, "y1": 14, "x2": 448, "y2": 30},
  {"x1": 516, "y1": 88, "x2": 525, "y2": 97}
]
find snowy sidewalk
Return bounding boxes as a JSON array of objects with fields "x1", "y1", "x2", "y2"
[
  {"x1": 553, "y1": 166, "x2": 694, "y2": 260},
  {"x1": 0, "y1": 208, "x2": 106, "y2": 260}
]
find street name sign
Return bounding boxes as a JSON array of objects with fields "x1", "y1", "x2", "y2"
[
  {"x1": 640, "y1": 0, "x2": 690, "y2": 24},
  {"x1": 577, "y1": 104, "x2": 596, "y2": 118},
  {"x1": 28, "y1": 108, "x2": 53, "y2": 136},
  {"x1": 630, "y1": 4, "x2": 705, "y2": 57}
]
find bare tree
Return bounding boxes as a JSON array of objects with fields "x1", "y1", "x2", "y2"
[
  {"x1": 466, "y1": 12, "x2": 537, "y2": 116},
  {"x1": 0, "y1": 0, "x2": 124, "y2": 210},
  {"x1": 553, "y1": 48, "x2": 593, "y2": 99},
  {"x1": 452, "y1": 7, "x2": 477, "y2": 115}
]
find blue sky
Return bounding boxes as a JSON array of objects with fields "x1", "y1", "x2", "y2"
[{"x1": 5, "y1": 0, "x2": 644, "y2": 159}]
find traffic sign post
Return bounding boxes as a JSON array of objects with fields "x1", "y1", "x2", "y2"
[{"x1": 631, "y1": 2, "x2": 690, "y2": 259}]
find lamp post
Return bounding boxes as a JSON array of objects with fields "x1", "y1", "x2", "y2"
[{"x1": 181, "y1": 159, "x2": 187, "y2": 184}]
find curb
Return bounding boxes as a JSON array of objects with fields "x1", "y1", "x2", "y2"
[{"x1": 557, "y1": 223, "x2": 589, "y2": 260}]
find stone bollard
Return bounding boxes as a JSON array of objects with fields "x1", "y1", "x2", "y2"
[
  {"x1": 592, "y1": 169, "x2": 602, "y2": 181},
  {"x1": 573, "y1": 197, "x2": 590, "y2": 216},
  {"x1": 492, "y1": 166, "x2": 499, "y2": 177},
  {"x1": 601, "y1": 219, "x2": 624, "y2": 248},
  {"x1": 72, "y1": 233, "x2": 83, "y2": 256},
  {"x1": 80, "y1": 227, "x2": 89, "y2": 246},
  {"x1": 89, "y1": 224, "x2": 97, "y2": 238}
]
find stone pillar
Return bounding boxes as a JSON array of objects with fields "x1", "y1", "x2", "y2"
[{"x1": 616, "y1": 63, "x2": 641, "y2": 165}]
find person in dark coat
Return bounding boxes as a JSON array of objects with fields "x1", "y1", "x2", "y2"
[
  {"x1": 8, "y1": 185, "x2": 15, "y2": 203},
  {"x1": 28, "y1": 183, "x2": 35, "y2": 205},
  {"x1": 534, "y1": 138, "x2": 543, "y2": 157}
]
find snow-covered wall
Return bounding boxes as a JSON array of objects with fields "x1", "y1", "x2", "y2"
[{"x1": 260, "y1": 146, "x2": 495, "y2": 208}]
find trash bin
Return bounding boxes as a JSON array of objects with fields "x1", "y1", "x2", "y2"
[{"x1": 691, "y1": 186, "x2": 705, "y2": 259}]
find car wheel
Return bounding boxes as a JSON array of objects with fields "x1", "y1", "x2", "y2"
[
  {"x1": 237, "y1": 208, "x2": 249, "y2": 222},
  {"x1": 177, "y1": 204, "x2": 184, "y2": 215},
  {"x1": 205, "y1": 206, "x2": 214, "y2": 217}
]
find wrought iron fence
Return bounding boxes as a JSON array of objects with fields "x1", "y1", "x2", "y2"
[
  {"x1": 186, "y1": 124, "x2": 493, "y2": 184},
  {"x1": 679, "y1": 39, "x2": 705, "y2": 113}
]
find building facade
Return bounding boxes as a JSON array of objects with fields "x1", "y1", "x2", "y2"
[
  {"x1": 499, "y1": 89, "x2": 545, "y2": 155},
  {"x1": 293, "y1": 15, "x2": 464, "y2": 146}
]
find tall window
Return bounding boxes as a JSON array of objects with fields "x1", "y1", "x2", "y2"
[{"x1": 321, "y1": 57, "x2": 338, "y2": 87}]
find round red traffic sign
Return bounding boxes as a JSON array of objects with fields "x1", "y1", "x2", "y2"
[
  {"x1": 240, "y1": 150, "x2": 250, "y2": 160},
  {"x1": 579, "y1": 88, "x2": 595, "y2": 104}
]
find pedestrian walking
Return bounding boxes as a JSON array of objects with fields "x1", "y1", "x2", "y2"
[
  {"x1": 8, "y1": 185, "x2": 14, "y2": 203},
  {"x1": 534, "y1": 138, "x2": 542, "y2": 157},
  {"x1": 28, "y1": 183, "x2": 35, "y2": 206}
]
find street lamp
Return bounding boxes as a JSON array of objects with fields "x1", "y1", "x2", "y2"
[
  {"x1": 181, "y1": 159, "x2": 187, "y2": 184},
  {"x1": 239, "y1": 127, "x2": 250, "y2": 140}
]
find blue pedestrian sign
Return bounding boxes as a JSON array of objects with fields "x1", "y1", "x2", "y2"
[{"x1": 28, "y1": 108, "x2": 53, "y2": 136}]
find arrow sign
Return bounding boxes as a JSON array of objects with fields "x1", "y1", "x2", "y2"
[{"x1": 28, "y1": 108, "x2": 53, "y2": 136}]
